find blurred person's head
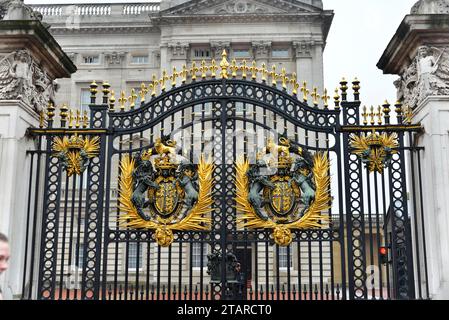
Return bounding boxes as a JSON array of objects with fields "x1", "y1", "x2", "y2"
[{"x1": 0, "y1": 233, "x2": 10, "y2": 275}]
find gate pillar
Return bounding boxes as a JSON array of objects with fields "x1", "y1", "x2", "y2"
[
  {"x1": 0, "y1": 6, "x2": 75, "y2": 299},
  {"x1": 378, "y1": 5, "x2": 449, "y2": 299}
]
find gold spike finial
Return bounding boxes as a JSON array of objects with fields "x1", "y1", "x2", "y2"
[
  {"x1": 200, "y1": 60, "x2": 208, "y2": 79},
  {"x1": 119, "y1": 91, "x2": 127, "y2": 111},
  {"x1": 230, "y1": 59, "x2": 238, "y2": 78},
  {"x1": 362, "y1": 106, "x2": 368, "y2": 125},
  {"x1": 369, "y1": 106, "x2": 375, "y2": 125},
  {"x1": 39, "y1": 110, "x2": 45, "y2": 128},
  {"x1": 180, "y1": 64, "x2": 188, "y2": 83},
  {"x1": 47, "y1": 102, "x2": 55, "y2": 122},
  {"x1": 150, "y1": 74, "x2": 158, "y2": 97},
  {"x1": 300, "y1": 81, "x2": 309, "y2": 102},
  {"x1": 68, "y1": 109, "x2": 74, "y2": 128},
  {"x1": 83, "y1": 110, "x2": 89, "y2": 128},
  {"x1": 190, "y1": 61, "x2": 199, "y2": 81},
  {"x1": 170, "y1": 67, "x2": 178, "y2": 87},
  {"x1": 139, "y1": 83, "x2": 148, "y2": 104},
  {"x1": 240, "y1": 60, "x2": 249, "y2": 79},
  {"x1": 109, "y1": 90, "x2": 116, "y2": 111},
  {"x1": 260, "y1": 63, "x2": 268, "y2": 82},
  {"x1": 60, "y1": 103, "x2": 69, "y2": 127},
  {"x1": 311, "y1": 87, "x2": 319, "y2": 106},
  {"x1": 334, "y1": 88, "x2": 341, "y2": 109},
  {"x1": 129, "y1": 88, "x2": 138, "y2": 109},
  {"x1": 75, "y1": 109, "x2": 81, "y2": 128},
  {"x1": 250, "y1": 61, "x2": 258, "y2": 80},
  {"x1": 404, "y1": 105, "x2": 413, "y2": 125},
  {"x1": 210, "y1": 59, "x2": 218, "y2": 78},
  {"x1": 291, "y1": 73, "x2": 300, "y2": 96},
  {"x1": 220, "y1": 49, "x2": 230, "y2": 79},
  {"x1": 322, "y1": 89, "x2": 330, "y2": 109},
  {"x1": 377, "y1": 105, "x2": 383, "y2": 125},
  {"x1": 280, "y1": 68, "x2": 288, "y2": 90},
  {"x1": 270, "y1": 65, "x2": 278, "y2": 86},
  {"x1": 160, "y1": 70, "x2": 169, "y2": 91}
]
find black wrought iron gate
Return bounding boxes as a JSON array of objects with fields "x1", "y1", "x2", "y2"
[{"x1": 21, "y1": 53, "x2": 429, "y2": 300}]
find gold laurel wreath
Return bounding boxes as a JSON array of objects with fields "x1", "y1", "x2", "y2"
[
  {"x1": 52, "y1": 135, "x2": 100, "y2": 177},
  {"x1": 118, "y1": 154, "x2": 214, "y2": 231},
  {"x1": 236, "y1": 152, "x2": 331, "y2": 230}
]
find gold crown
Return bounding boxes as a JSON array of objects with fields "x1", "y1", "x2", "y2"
[
  {"x1": 366, "y1": 131, "x2": 382, "y2": 148},
  {"x1": 154, "y1": 156, "x2": 179, "y2": 170},
  {"x1": 268, "y1": 152, "x2": 293, "y2": 169},
  {"x1": 67, "y1": 134, "x2": 85, "y2": 150}
]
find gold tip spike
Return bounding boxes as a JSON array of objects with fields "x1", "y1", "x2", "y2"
[
  {"x1": 150, "y1": 74, "x2": 158, "y2": 97},
  {"x1": 291, "y1": 73, "x2": 300, "y2": 96},
  {"x1": 47, "y1": 102, "x2": 55, "y2": 121},
  {"x1": 90, "y1": 80, "x2": 98, "y2": 94},
  {"x1": 240, "y1": 60, "x2": 249, "y2": 79},
  {"x1": 60, "y1": 103, "x2": 69, "y2": 126},
  {"x1": 383, "y1": 100, "x2": 391, "y2": 118},
  {"x1": 83, "y1": 110, "x2": 89, "y2": 128},
  {"x1": 404, "y1": 105, "x2": 413, "y2": 124},
  {"x1": 180, "y1": 65, "x2": 188, "y2": 83},
  {"x1": 311, "y1": 87, "x2": 319, "y2": 106},
  {"x1": 119, "y1": 91, "x2": 127, "y2": 111},
  {"x1": 210, "y1": 59, "x2": 218, "y2": 78},
  {"x1": 129, "y1": 88, "x2": 138, "y2": 109},
  {"x1": 160, "y1": 70, "x2": 169, "y2": 91},
  {"x1": 270, "y1": 65, "x2": 277, "y2": 86},
  {"x1": 300, "y1": 81, "x2": 309, "y2": 102},
  {"x1": 395, "y1": 100, "x2": 403, "y2": 115},
  {"x1": 75, "y1": 109, "x2": 81, "y2": 128},
  {"x1": 352, "y1": 77, "x2": 361, "y2": 95},
  {"x1": 39, "y1": 110, "x2": 45, "y2": 128},
  {"x1": 362, "y1": 105, "x2": 368, "y2": 125},
  {"x1": 230, "y1": 59, "x2": 238, "y2": 78},
  {"x1": 109, "y1": 90, "x2": 116, "y2": 111},
  {"x1": 68, "y1": 109, "x2": 74, "y2": 128},
  {"x1": 250, "y1": 61, "x2": 258, "y2": 80},
  {"x1": 200, "y1": 60, "x2": 208, "y2": 79},
  {"x1": 322, "y1": 89, "x2": 330, "y2": 109},
  {"x1": 260, "y1": 63, "x2": 268, "y2": 82},
  {"x1": 333, "y1": 88, "x2": 341, "y2": 106},
  {"x1": 139, "y1": 83, "x2": 148, "y2": 104},
  {"x1": 170, "y1": 67, "x2": 178, "y2": 87},
  {"x1": 190, "y1": 61, "x2": 199, "y2": 81},
  {"x1": 220, "y1": 49, "x2": 230, "y2": 79},
  {"x1": 340, "y1": 77, "x2": 348, "y2": 92},
  {"x1": 369, "y1": 106, "x2": 375, "y2": 125},
  {"x1": 280, "y1": 68, "x2": 288, "y2": 90},
  {"x1": 377, "y1": 105, "x2": 383, "y2": 125},
  {"x1": 102, "y1": 81, "x2": 111, "y2": 93}
]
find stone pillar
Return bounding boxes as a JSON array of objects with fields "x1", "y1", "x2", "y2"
[
  {"x1": 293, "y1": 40, "x2": 315, "y2": 88},
  {"x1": 377, "y1": 2, "x2": 449, "y2": 299},
  {"x1": 0, "y1": 2, "x2": 76, "y2": 298}
]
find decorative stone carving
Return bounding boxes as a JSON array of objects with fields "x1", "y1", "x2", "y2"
[
  {"x1": 395, "y1": 45, "x2": 449, "y2": 107},
  {"x1": 0, "y1": 0, "x2": 42, "y2": 21},
  {"x1": 214, "y1": 1, "x2": 268, "y2": 14},
  {"x1": 411, "y1": 0, "x2": 449, "y2": 14},
  {"x1": 168, "y1": 42, "x2": 189, "y2": 60},
  {"x1": 293, "y1": 41, "x2": 315, "y2": 58},
  {"x1": 0, "y1": 49, "x2": 58, "y2": 112},
  {"x1": 104, "y1": 51, "x2": 126, "y2": 65},
  {"x1": 252, "y1": 41, "x2": 272, "y2": 60},
  {"x1": 210, "y1": 40, "x2": 231, "y2": 59}
]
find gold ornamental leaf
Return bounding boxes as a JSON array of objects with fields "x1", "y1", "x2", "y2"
[
  {"x1": 52, "y1": 136, "x2": 70, "y2": 153},
  {"x1": 83, "y1": 136, "x2": 101, "y2": 158}
]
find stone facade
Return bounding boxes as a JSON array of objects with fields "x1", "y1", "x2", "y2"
[
  {"x1": 29, "y1": 0, "x2": 333, "y2": 112},
  {"x1": 378, "y1": 0, "x2": 449, "y2": 300}
]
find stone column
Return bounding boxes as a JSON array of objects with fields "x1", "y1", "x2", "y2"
[
  {"x1": 0, "y1": 3, "x2": 76, "y2": 298},
  {"x1": 377, "y1": 2, "x2": 449, "y2": 299},
  {"x1": 293, "y1": 40, "x2": 315, "y2": 88}
]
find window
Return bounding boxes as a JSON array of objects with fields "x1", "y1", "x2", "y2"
[
  {"x1": 128, "y1": 243, "x2": 143, "y2": 270},
  {"x1": 233, "y1": 49, "x2": 251, "y2": 59},
  {"x1": 278, "y1": 246, "x2": 293, "y2": 269},
  {"x1": 192, "y1": 243, "x2": 208, "y2": 268},
  {"x1": 83, "y1": 55, "x2": 99, "y2": 64},
  {"x1": 131, "y1": 55, "x2": 149, "y2": 64},
  {"x1": 75, "y1": 243, "x2": 84, "y2": 269},
  {"x1": 194, "y1": 49, "x2": 211, "y2": 59},
  {"x1": 272, "y1": 49, "x2": 289, "y2": 59},
  {"x1": 80, "y1": 88, "x2": 91, "y2": 112}
]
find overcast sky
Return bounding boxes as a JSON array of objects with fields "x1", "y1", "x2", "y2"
[{"x1": 24, "y1": 0, "x2": 418, "y2": 105}]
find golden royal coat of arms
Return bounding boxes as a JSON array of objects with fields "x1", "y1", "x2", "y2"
[
  {"x1": 118, "y1": 137, "x2": 215, "y2": 247},
  {"x1": 236, "y1": 138, "x2": 331, "y2": 247}
]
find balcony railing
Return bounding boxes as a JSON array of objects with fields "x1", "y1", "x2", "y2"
[{"x1": 31, "y1": 2, "x2": 160, "y2": 17}]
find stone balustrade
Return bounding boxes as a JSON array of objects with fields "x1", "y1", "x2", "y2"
[{"x1": 31, "y1": 2, "x2": 160, "y2": 17}]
